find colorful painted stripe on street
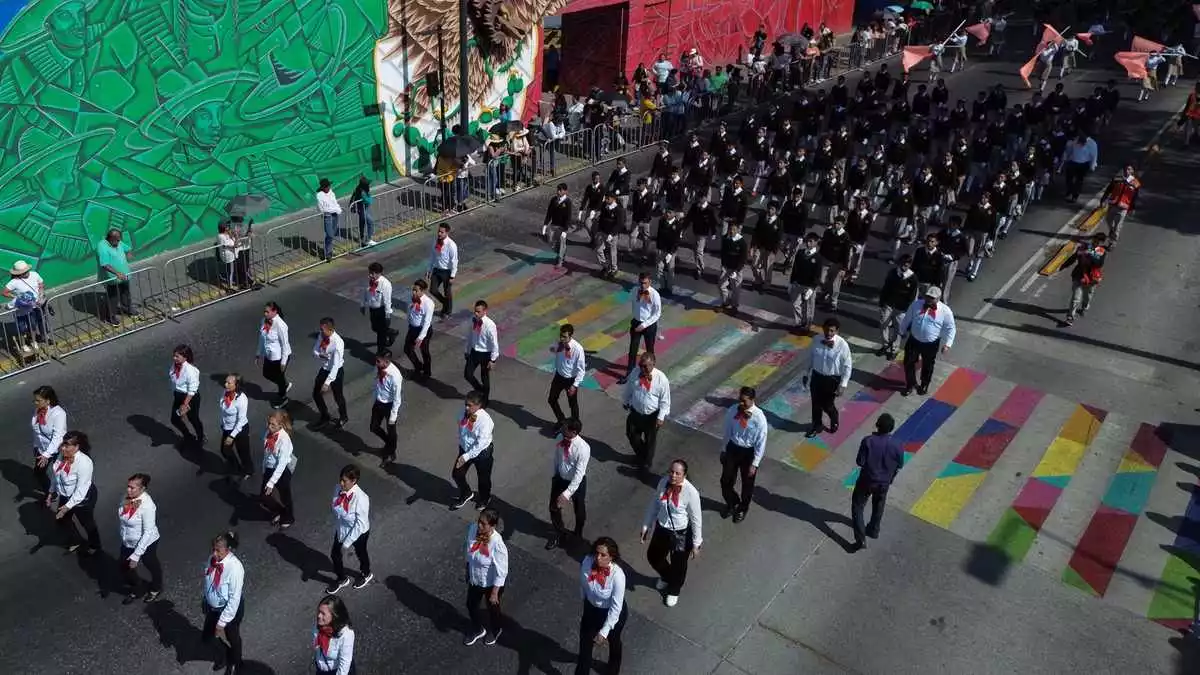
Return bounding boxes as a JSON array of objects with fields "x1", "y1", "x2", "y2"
[
  {"x1": 985, "y1": 404, "x2": 1108, "y2": 564},
  {"x1": 586, "y1": 304, "x2": 723, "y2": 391},
  {"x1": 1146, "y1": 478, "x2": 1200, "y2": 629},
  {"x1": 674, "y1": 334, "x2": 810, "y2": 431},
  {"x1": 786, "y1": 362, "x2": 906, "y2": 472},
  {"x1": 666, "y1": 323, "x2": 760, "y2": 391},
  {"x1": 506, "y1": 286, "x2": 634, "y2": 360},
  {"x1": 909, "y1": 386, "x2": 1045, "y2": 528},
  {"x1": 1064, "y1": 424, "x2": 1168, "y2": 597}
]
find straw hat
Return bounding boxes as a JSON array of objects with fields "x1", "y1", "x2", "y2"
[
  {"x1": 9, "y1": 260, "x2": 32, "y2": 276},
  {"x1": 487, "y1": 134, "x2": 504, "y2": 144}
]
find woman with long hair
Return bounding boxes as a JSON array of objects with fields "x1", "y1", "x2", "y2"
[
  {"x1": 640, "y1": 459, "x2": 702, "y2": 607},
  {"x1": 255, "y1": 301, "x2": 292, "y2": 408},
  {"x1": 47, "y1": 430, "x2": 101, "y2": 554},
  {"x1": 261, "y1": 410, "x2": 296, "y2": 527},
  {"x1": 576, "y1": 536, "x2": 628, "y2": 674},
  {"x1": 118, "y1": 472, "x2": 162, "y2": 603},
  {"x1": 30, "y1": 385, "x2": 66, "y2": 498},
  {"x1": 463, "y1": 507, "x2": 508, "y2": 646},
  {"x1": 169, "y1": 344, "x2": 204, "y2": 446},
  {"x1": 313, "y1": 594, "x2": 356, "y2": 674},
  {"x1": 217, "y1": 373, "x2": 252, "y2": 480},
  {"x1": 202, "y1": 530, "x2": 246, "y2": 674}
]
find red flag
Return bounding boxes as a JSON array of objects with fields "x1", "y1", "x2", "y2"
[
  {"x1": 966, "y1": 23, "x2": 990, "y2": 45},
  {"x1": 1076, "y1": 32, "x2": 1094, "y2": 46},
  {"x1": 902, "y1": 45, "x2": 933, "y2": 73},
  {"x1": 1114, "y1": 51, "x2": 1149, "y2": 79},
  {"x1": 1040, "y1": 24, "x2": 1066, "y2": 48},
  {"x1": 1019, "y1": 54, "x2": 1039, "y2": 88},
  {"x1": 1131, "y1": 36, "x2": 1165, "y2": 53}
]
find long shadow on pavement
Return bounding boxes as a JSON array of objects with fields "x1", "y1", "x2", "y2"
[
  {"x1": 754, "y1": 487, "x2": 858, "y2": 553},
  {"x1": 265, "y1": 531, "x2": 337, "y2": 586}
]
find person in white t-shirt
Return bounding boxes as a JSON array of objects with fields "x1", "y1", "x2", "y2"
[{"x1": 3, "y1": 260, "x2": 47, "y2": 353}]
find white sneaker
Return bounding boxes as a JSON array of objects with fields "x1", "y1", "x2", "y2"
[
  {"x1": 655, "y1": 579, "x2": 668, "y2": 591},
  {"x1": 464, "y1": 628, "x2": 487, "y2": 646},
  {"x1": 286, "y1": 381, "x2": 293, "y2": 394},
  {"x1": 665, "y1": 595, "x2": 679, "y2": 607},
  {"x1": 367, "y1": 239, "x2": 378, "y2": 247}
]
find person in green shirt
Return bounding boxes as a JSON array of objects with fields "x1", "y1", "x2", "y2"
[
  {"x1": 96, "y1": 228, "x2": 137, "y2": 325},
  {"x1": 708, "y1": 69, "x2": 729, "y2": 95}
]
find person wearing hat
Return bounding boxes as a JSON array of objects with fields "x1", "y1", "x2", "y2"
[
  {"x1": 485, "y1": 134, "x2": 507, "y2": 200},
  {"x1": 850, "y1": 413, "x2": 904, "y2": 550},
  {"x1": 316, "y1": 178, "x2": 342, "y2": 262},
  {"x1": 96, "y1": 228, "x2": 137, "y2": 327},
  {"x1": 508, "y1": 128, "x2": 533, "y2": 189},
  {"x1": 4, "y1": 260, "x2": 47, "y2": 353},
  {"x1": 897, "y1": 285, "x2": 956, "y2": 397}
]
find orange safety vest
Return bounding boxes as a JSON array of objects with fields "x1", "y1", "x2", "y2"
[
  {"x1": 1187, "y1": 92, "x2": 1200, "y2": 120},
  {"x1": 1107, "y1": 178, "x2": 1139, "y2": 209}
]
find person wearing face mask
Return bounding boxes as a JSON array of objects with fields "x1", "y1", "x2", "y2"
[
  {"x1": 261, "y1": 411, "x2": 297, "y2": 527},
  {"x1": 654, "y1": 210, "x2": 682, "y2": 295},
  {"x1": 548, "y1": 417, "x2": 590, "y2": 550},
  {"x1": 1099, "y1": 165, "x2": 1140, "y2": 246},
  {"x1": 371, "y1": 350, "x2": 403, "y2": 465},
  {"x1": 30, "y1": 385, "x2": 66, "y2": 499},
  {"x1": 898, "y1": 286, "x2": 956, "y2": 396},
  {"x1": 464, "y1": 508, "x2": 508, "y2": 646},
  {"x1": 938, "y1": 217, "x2": 969, "y2": 302},
  {"x1": 48, "y1": 430, "x2": 100, "y2": 555},
  {"x1": 629, "y1": 178, "x2": 656, "y2": 264},
  {"x1": 464, "y1": 300, "x2": 500, "y2": 407},
  {"x1": 327, "y1": 464, "x2": 372, "y2": 593},
  {"x1": 579, "y1": 172, "x2": 605, "y2": 244},
  {"x1": 312, "y1": 595, "x2": 355, "y2": 674},
  {"x1": 1058, "y1": 232, "x2": 1108, "y2": 327},
  {"x1": 802, "y1": 318, "x2": 852, "y2": 438},
  {"x1": 720, "y1": 387, "x2": 767, "y2": 523},
  {"x1": 169, "y1": 344, "x2": 204, "y2": 447},
  {"x1": 118, "y1": 472, "x2": 161, "y2": 604},
  {"x1": 594, "y1": 193, "x2": 625, "y2": 279},
  {"x1": 544, "y1": 184, "x2": 574, "y2": 266},
  {"x1": 622, "y1": 352, "x2": 671, "y2": 473},
  {"x1": 576, "y1": 537, "x2": 628, "y2": 673},
  {"x1": 311, "y1": 318, "x2": 347, "y2": 430},
  {"x1": 788, "y1": 233, "x2": 822, "y2": 333},
  {"x1": 217, "y1": 373, "x2": 253, "y2": 480},
  {"x1": 817, "y1": 217, "x2": 851, "y2": 311},
  {"x1": 911, "y1": 234, "x2": 945, "y2": 296},
  {"x1": 963, "y1": 193, "x2": 995, "y2": 280},
  {"x1": 361, "y1": 262, "x2": 397, "y2": 350},
  {"x1": 641, "y1": 459, "x2": 702, "y2": 607},
  {"x1": 877, "y1": 254, "x2": 918, "y2": 359},
  {"x1": 451, "y1": 391, "x2": 496, "y2": 511},
  {"x1": 686, "y1": 193, "x2": 719, "y2": 279},
  {"x1": 202, "y1": 530, "x2": 245, "y2": 675},
  {"x1": 749, "y1": 203, "x2": 782, "y2": 291},
  {"x1": 718, "y1": 221, "x2": 749, "y2": 313}
]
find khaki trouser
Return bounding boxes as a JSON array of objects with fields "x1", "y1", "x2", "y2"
[
  {"x1": 718, "y1": 268, "x2": 743, "y2": 307},
  {"x1": 1105, "y1": 205, "x2": 1128, "y2": 243},
  {"x1": 879, "y1": 305, "x2": 903, "y2": 350},
  {"x1": 789, "y1": 284, "x2": 817, "y2": 328},
  {"x1": 750, "y1": 249, "x2": 775, "y2": 287},
  {"x1": 819, "y1": 258, "x2": 845, "y2": 307},
  {"x1": 1068, "y1": 281, "x2": 1097, "y2": 319},
  {"x1": 594, "y1": 234, "x2": 618, "y2": 273},
  {"x1": 655, "y1": 250, "x2": 676, "y2": 291}
]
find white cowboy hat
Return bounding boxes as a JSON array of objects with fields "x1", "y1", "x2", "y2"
[{"x1": 9, "y1": 260, "x2": 32, "y2": 276}]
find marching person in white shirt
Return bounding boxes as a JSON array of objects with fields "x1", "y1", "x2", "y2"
[
  {"x1": 202, "y1": 530, "x2": 246, "y2": 675},
  {"x1": 898, "y1": 285, "x2": 956, "y2": 397},
  {"x1": 312, "y1": 318, "x2": 348, "y2": 430},
  {"x1": 464, "y1": 508, "x2": 508, "y2": 646},
  {"x1": 548, "y1": 324, "x2": 586, "y2": 435},
  {"x1": 371, "y1": 350, "x2": 403, "y2": 464},
  {"x1": 428, "y1": 223, "x2": 459, "y2": 320},
  {"x1": 169, "y1": 344, "x2": 205, "y2": 446},
  {"x1": 576, "y1": 536, "x2": 629, "y2": 674},
  {"x1": 30, "y1": 385, "x2": 66, "y2": 498},
  {"x1": 48, "y1": 430, "x2": 101, "y2": 554},
  {"x1": 261, "y1": 411, "x2": 297, "y2": 528},
  {"x1": 404, "y1": 280, "x2": 435, "y2": 381},
  {"x1": 452, "y1": 391, "x2": 495, "y2": 511},
  {"x1": 547, "y1": 417, "x2": 590, "y2": 551},
  {"x1": 641, "y1": 459, "x2": 702, "y2": 607},
  {"x1": 464, "y1": 300, "x2": 500, "y2": 407},
  {"x1": 617, "y1": 273, "x2": 662, "y2": 385},
  {"x1": 313, "y1": 595, "x2": 356, "y2": 674},
  {"x1": 802, "y1": 317, "x2": 853, "y2": 438},
  {"x1": 118, "y1": 472, "x2": 162, "y2": 604},
  {"x1": 362, "y1": 262, "x2": 397, "y2": 350},
  {"x1": 218, "y1": 374, "x2": 253, "y2": 480},
  {"x1": 622, "y1": 352, "x2": 671, "y2": 473},
  {"x1": 317, "y1": 177, "x2": 342, "y2": 262},
  {"x1": 255, "y1": 301, "x2": 292, "y2": 408},
  {"x1": 327, "y1": 465, "x2": 373, "y2": 593},
  {"x1": 720, "y1": 386, "x2": 768, "y2": 523}
]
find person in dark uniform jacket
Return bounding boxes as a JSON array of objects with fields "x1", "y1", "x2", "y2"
[
  {"x1": 629, "y1": 178, "x2": 657, "y2": 264},
  {"x1": 910, "y1": 233, "x2": 945, "y2": 295},
  {"x1": 579, "y1": 172, "x2": 606, "y2": 244},
  {"x1": 543, "y1": 183, "x2": 574, "y2": 267},
  {"x1": 720, "y1": 176, "x2": 749, "y2": 227},
  {"x1": 654, "y1": 211, "x2": 683, "y2": 295},
  {"x1": 779, "y1": 188, "x2": 809, "y2": 268},
  {"x1": 718, "y1": 222, "x2": 749, "y2": 313},
  {"x1": 594, "y1": 193, "x2": 625, "y2": 279},
  {"x1": 686, "y1": 152, "x2": 715, "y2": 204},
  {"x1": 788, "y1": 232, "x2": 822, "y2": 332},
  {"x1": 660, "y1": 167, "x2": 688, "y2": 214},
  {"x1": 749, "y1": 203, "x2": 782, "y2": 292},
  {"x1": 817, "y1": 217, "x2": 852, "y2": 310},
  {"x1": 685, "y1": 195, "x2": 720, "y2": 279},
  {"x1": 877, "y1": 255, "x2": 917, "y2": 358}
]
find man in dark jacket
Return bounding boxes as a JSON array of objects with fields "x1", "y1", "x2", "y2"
[
  {"x1": 718, "y1": 221, "x2": 749, "y2": 313},
  {"x1": 606, "y1": 157, "x2": 633, "y2": 208},
  {"x1": 818, "y1": 217, "x2": 852, "y2": 310},
  {"x1": 851, "y1": 413, "x2": 904, "y2": 550},
  {"x1": 788, "y1": 232, "x2": 822, "y2": 332},
  {"x1": 629, "y1": 178, "x2": 656, "y2": 264},
  {"x1": 543, "y1": 183, "x2": 573, "y2": 267},
  {"x1": 877, "y1": 254, "x2": 917, "y2": 358},
  {"x1": 594, "y1": 192, "x2": 625, "y2": 279},
  {"x1": 720, "y1": 176, "x2": 750, "y2": 226},
  {"x1": 749, "y1": 203, "x2": 782, "y2": 291},
  {"x1": 654, "y1": 211, "x2": 683, "y2": 295},
  {"x1": 686, "y1": 194, "x2": 720, "y2": 279},
  {"x1": 911, "y1": 233, "x2": 945, "y2": 295}
]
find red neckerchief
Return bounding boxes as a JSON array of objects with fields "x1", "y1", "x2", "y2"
[
  {"x1": 334, "y1": 491, "x2": 352, "y2": 512},
  {"x1": 368, "y1": 279, "x2": 378, "y2": 294},
  {"x1": 265, "y1": 432, "x2": 278, "y2": 453},
  {"x1": 262, "y1": 318, "x2": 273, "y2": 334},
  {"x1": 435, "y1": 238, "x2": 444, "y2": 253},
  {"x1": 314, "y1": 625, "x2": 334, "y2": 654},
  {"x1": 470, "y1": 540, "x2": 490, "y2": 557},
  {"x1": 173, "y1": 363, "x2": 182, "y2": 379},
  {"x1": 587, "y1": 565, "x2": 611, "y2": 588},
  {"x1": 460, "y1": 413, "x2": 476, "y2": 431},
  {"x1": 36, "y1": 407, "x2": 46, "y2": 425},
  {"x1": 639, "y1": 370, "x2": 653, "y2": 391},
  {"x1": 411, "y1": 294, "x2": 421, "y2": 307},
  {"x1": 207, "y1": 556, "x2": 223, "y2": 588},
  {"x1": 559, "y1": 437, "x2": 571, "y2": 461},
  {"x1": 56, "y1": 457, "x2": 72, "y2": 475},
  {"x1": 661, "y1": 484, "x2": 682, "y2": 506},
  {"x1": 472, "y1": 317, "x2": 483, "y2": 333},
  {"x1": 121, "y1": 499, "x2": 140, "y2": 518},
  {"x1": 920, "y1": 305, "x2": 937, "y2": 318},
  {"x1": 736, "y1": 408, "x2": 750, "y2": 429},
  {"x1": 638, "y1": 288, "x2": 651, "y2": 302},
  {"x1": 377, "y1": 366, "x2": 388, "y2": 384},
  {"x1": 223, "y1": 391, "x2": 235, "y2": 407},
  {"x1": 557, "y1": 343, "x2": 572, "y2": 358},
  {"x1": 320, "y1": 334, "x2": 330, "y2": 351}
]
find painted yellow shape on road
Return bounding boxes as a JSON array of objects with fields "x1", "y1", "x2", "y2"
[
  {"x1": 910, "y1": 473, "x2": 989, "y2": 529},
  {"x1": 1031, "y1": 437, "x2": 1087, "y2": 477}
]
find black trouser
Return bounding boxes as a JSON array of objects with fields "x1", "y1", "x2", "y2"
[
  {"x1": 203, "y1": 600, "x2": 244, "y2": 667},
  {"x1": 466, "y1": 583, "x2": 505, "y2": 634},
  {"x1": 452, "y1": 446, "x2": 493, "y2": 502},
  {"x1": 102, "y1": 280, "x2": 133, "y2": 320},
  {"x1": 624, "y1": 409, "x2": 660, "y2": 470},
  {"x1": 369, "y1": 401, "x2": 398, "y2": 459},
  {"x1": 331, "y1": 531, "x2": 371, "y2": 580},
  {"x1": 262, "y1": 359, "x2": 288, "y2": 398},
  {"x1": 1063, "y1": 160, "x2": 1088, "y2": 199},
  {"x1": 313, "y1": 368, "x2": 347, "y2": 421},
  {"x1": 170, "y1": 391, "x2": 204, "y2": 441},
  {"x1": 647, "y1": 523, "x2": 692, "y2": 595},
  {"x1": 548, "y1": 373, "x2": 579, "y2": 424},
  {"x1": 57, "y1": 485, "x2": 101, "y2": 550},
  {"x1": 851, "y1": 479, "x2": 890, "y2": 543},
  {"x1": 810, "y1": 372, "x2": 840, "y2": 430},
  {"x1": 32, "y1": 457, "x2": 51, "y2": 495},
  {"x1": 369, "y1": 307, "x2": 395, "y2": 350},
  {"x1": 120, "y1": 541, "x2": 163, "y2": 594},
  {"x1": 464, "y1": 350, "x2": 492, "y2": 404},
  {"x1": 576, "y1": 601, "x2": 628, "y2": 675},
  {"x1": 404, "y1": 325, "x2": 432, "y2": 376},
  {"x1": 549, "y1": 474, "x2": 587, "y2": 537},
  {"x1": 719, "y1": 443, "x2": 757, "y2": 514},
  {"x1": 261, "y1": 468, "x2": 294, "y2": 524},
  {"x1": 624, "y1": 320, "x2": 658, "y2": 375},
  {"x1": 903, "y1": 336, "x2": 940, "y2": 390},
  {"x1": 430, "y1": 268, "x2": 454, "y2": 315},
  {"x1": 220, "y1": 427, "x2": 253, "y2": 477}
]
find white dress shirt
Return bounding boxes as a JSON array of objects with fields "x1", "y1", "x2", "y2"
[
  {"x1": 554, "y1": 435, "x2": 590, "y2": 498},
  {"x1": 331, "y1": 483, "x2": 370, "y2": 546},
  {"x1": 362, "y1": 275, "x2": 393, "y2": 315},
  {"x1": 552, "y1": 339, "x2": 586, "y2": 387},
  {"x1": 723, "y1": 404, "x2": 769, "y2": 467},
  {"x1": 458, "y1": 409, "x2": 495, "y2": 461},
  {"x1": 642, "y1": 477, "x2": 703, "y2": 547},
  {"x1": 313, "y1": 332, "x2": 345, "y2": 385},
  {"x1": 465, "y1": 523, "x2": 509, "y2": 587},
  {"x1": 430, "y1": 236, "x2": 460, "y2": 277},
  {"x1": 169, "y1": 361, "x2": 200, "y2": 395},
  {"x1": 203, "y1": 552, "x2": 245, "y2": 627},
  {"x1": 579, "y1": 555, "x2": 626, "y2": 638},
  {"x1": 806, "y1": 334, "x2": 853, "y2": 388},
  {"x1": 262, "y1": 429, "x2": 295, "y2": 489},
  {"x1": 622, "y1": 367, "x2": 671, "y2": 420},
  {"x1": 899, "y1": 299, "x2": 956, "y2": 347},
  {"x1": 51, "y1": 452, "x2": 94, "y2": 508},
  {"x1": 632, "y1": 286, "x2": 662, "y2": 330},
  {"x1": 218, "y1": 391, "x2": 249, "y2": 436},
  {"x1": 257, "y1": 316, "x2": 292, "y2": 364},
  {"x1": 374, "y1": 363, "x2": 403, "y2": 423},
  {"x1": 32, "y1": 405, "x2": 67, "y2": 459},
  {"x1": 316, "y1": 189, "x2": 342, "y2": 214},
  {"x1": 118, "y1": 492, "x2": 160, "y2": 561},
  {"x1": 313, "y1": 625, "x2": 355, "y2": 675},
  {"x1": 407, "y1": 295, "x2": 434, "y2": 339},
  {"x1": 465, "y1": 315, "x2": 500, "y2": 361},
  {"x1": 1062, "y1": 137, "x2": 1099, "y2": 170}
]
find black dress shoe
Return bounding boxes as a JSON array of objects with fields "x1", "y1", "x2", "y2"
[
  {"x1": 732, "y1": 510, "x2": 747, "y2": 523},
  {"x1": 805, "y1": 426, "x2": 822, "y2": 438},
  {"x1": 829, "y1": 423, "x2": 839, "y2": 433},
  {"x1": 544, "y1": 537, "x2": 561, "y2": 551},
  {"x1": 916, "y1": 384, "x2": 928, "y2": 396},
  {"x1": 901, "y1": 387, "x2": 913, "y2": 397}
]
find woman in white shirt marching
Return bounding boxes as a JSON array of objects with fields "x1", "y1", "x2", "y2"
[
  {"x1": 255, "y1": 301, "x2": 292, "y2": 408},
  {"x1": 202, "y1": 530, "x2": 246, "y2": 675},
  {"x1": 327, "y1": 464, "x2": 373, "y2": 593},
  {"x1": 169, "y1": 344, "x2": 205, "y2": 446},
  {"x1": 118, "y1": 472, "x2": 162, "y2": 604},
  {"x1": 464, "y1": 508, "x2": 508, "y2": 647},
  {"x1": 261, "y1": 411, "x2": 296, "y2": 528},
  {"x1": 30, "y1": 385, "x2": 66, "y2": 499},
  {"x1": 576, "y1": 536, "x2": 628, "y2": 675},
  {"x1": 313, "y1": 594, "x2": 356, "y2": 674},
  {"x1": 641, "y1": 459, "x2": 702, "y2": 607},
  {"x1": 218, "y1": 373, "x2": 253, "y2": 480},
  {"x1": 47, "y1": 430, "x2": 101, "y2": 554}
]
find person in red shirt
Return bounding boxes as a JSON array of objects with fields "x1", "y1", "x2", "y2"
[
  {"x1": 1059, "y1": 232, "x2": 1108, "y2": 327},
  {"x1": 1099, "y1": 165, "x2": 1140, "y2": 246}
]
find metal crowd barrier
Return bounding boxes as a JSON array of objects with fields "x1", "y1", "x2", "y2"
[
  {"x1": 0, "y1": 306, "x2": 51, "y2": 377},
  {"x1": 160, "y1": 238, "x2": 268, "y2": 317},
  {"x1": 355, "y1": 183, "x2": 434, "y2": 244},
  {"x1": 43, "y1": 267, "x2": 168, "y2": 359},
  {"x1": 535, "y1": 127, "x2": 593, "y2": 181}
]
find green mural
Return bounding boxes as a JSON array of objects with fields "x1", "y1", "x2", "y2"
[{"x1": 0, "y1": 0, "x2": 388, "y2": 287}]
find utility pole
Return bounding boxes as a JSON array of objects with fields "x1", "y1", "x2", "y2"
[{"x1": 458, "y1": 0, "x2": 470, "y2": 134}]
